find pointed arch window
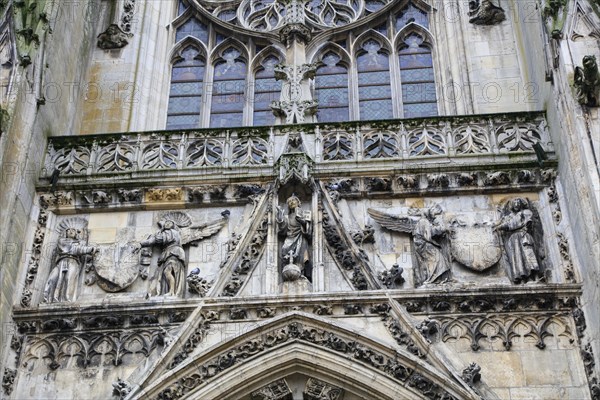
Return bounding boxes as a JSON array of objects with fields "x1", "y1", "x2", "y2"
[
  {"x1": 315, "y1": 52, "x2": 349, "y2": 123},
  {"x1": 398, "y1": 32, "x2": 437, "y2": 118},
  {"x1": 253, "y1": 55, "x2": 282, "y2": 126},
  {"x1": 357, "y1": 39, "x2": 393, "y2": 120},
  {"x1": 210, "y1": 47, "x2": 247, "y2": 128},
  {"x1": 166, "y1": 45, "x2": 205, "y2": 130}
]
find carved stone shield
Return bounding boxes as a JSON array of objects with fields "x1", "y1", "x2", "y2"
[
  {"x1": 450, "y1": 224, "x2": 502, "y2": 271},
  {"x1": 94, "y1": 244, "x2": 140, "y2": 292}
]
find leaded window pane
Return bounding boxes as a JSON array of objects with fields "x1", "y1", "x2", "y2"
[
  {"x1": 166, "y1": 114, "x2": 200, "y2": 130},
  {"x1": 315, "y1": 52, "x2": 349, "y2": 122},
  {"x1": 176, "y1": 18, "x2": 209, "y2": 43},
  {"x1": 357, "y1": 41, "x2": 393, "y2": 120},
  {"x1": 168, "y1": 96, "x2": 202, "y2": 114},
  {"x1": 399, "y1": 53, "x2": 433, "y2": 69},
  {"x1": 170, "y1": 82, "x2": 203, "y2": 96},
  {"x1": 210, "y1": 112, "x2": 243, "y2": 128},
  {"x1": 359, "y1": 85, "x2": 392, "y2": 100},
  {"x1": 167, "y1": 46, "x2": 205, "y2": 129},
  {"x1": 358, "y1": 70, "x2": 391, "y2": 85},
  {"x1": 316, "y1": 88, "x2": 349, "y2": 106},
  {"x1": 210, "y1": 48, "x2": 247, "y2": 128},
  {"x1": 317, "y1": 107, "x2": 349, "y2": 123},
  {"x1": 360, "y1": 100, "x2": 393, "y2": 120},
  {"x1": 402, "y1": 83, "x2": 437, "y2": 103},
  {"x1": 400, "y1": 68, "x2": 434, "y2": 83},
  {"x1": 403, "y1": 102, "x2": 437, "y2": 118}
]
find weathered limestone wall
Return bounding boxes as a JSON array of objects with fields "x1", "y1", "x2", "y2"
[
  {"x1": 78, "y1": 0, "x2": 173, "y2": 134},
  {"x1": 0, "y1": 0, "x2": 98, "y2": 379}
]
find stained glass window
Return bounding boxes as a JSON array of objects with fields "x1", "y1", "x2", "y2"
[
  {"x1": 357, "y1": 40, "x2": 393, "y2": 120},
  {"x1": 176, "y1": 17, "x2": 209, "y2": 44},
  {"x1": 166, "y1": 46, "x2": 205, "y2": 130},
  {"x1": 398, "y1": 33, "x2": 437, "y2": 118},
  {"x1": 315, "y1": 52, "x2": 349, "y2": 123},
  {"x1": 396, "y1": 2, "x2": 429, "y2": 30},
  {"x1": 210, "y1": 47, "x2": 247, "y2": 128},
  {"x1": 254, "y1": 55, "x2": 282, "y2": 126}
]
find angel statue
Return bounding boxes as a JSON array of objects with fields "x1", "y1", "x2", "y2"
[
  {"x1": 368, "y1": 204, "x2": 451, "y2": 286},
  {"x1": 134, "y1": 210, "x2": 229, "y2": 297},
  {"x1": 276, "y1": 194, "x2": 312, "y2": 281},
  {"x1": 493, "y1": 198, "x2": 542, "y2": 284},
  {"x1": 44, "y1": 218, "x2": 97, "y2": 303}
]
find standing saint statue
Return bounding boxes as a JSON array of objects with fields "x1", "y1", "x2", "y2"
[
  {"x1": 494, "y1": 198, "x2": 542, "y2": 283},
  {"x1": 368, "y1": 204, "x2": 451, "y2": 286},
  {"x1": 134, "y1": 211, "x2": 228, "y2": 297},
  {"x1": 44, "y1": 219, "x2": 97, "y2": 303},
  {"x1": 276, "y1": 194, "x2": 312, "y2": 281}
]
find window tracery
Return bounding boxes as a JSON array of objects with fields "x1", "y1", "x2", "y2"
[
  {"x1": 357, "y1": 39, "x2": 393, "y2": 120},
  {"x1": 314, "y1": 51, "x2": 350, "y2": 123},
  {"x1": 210, "y1": 47, "x2": 248, "y2": 128},
  {"x1": 166, "y1": 45, "x2": 205, "y2": 130},
  {"x1": 398, "y1": 32, "x2": 437, "y2": 118},
  {"x1": 165, "y1": 1, "x2": 439, "y2": 128},
  {"x1": 254, "y1": 54, "x2": 283, "y2": 126}
]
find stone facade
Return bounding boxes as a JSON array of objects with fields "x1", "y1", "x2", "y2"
[{"x1": 0, "y1": 0, "x2": 599, "y2": 399}]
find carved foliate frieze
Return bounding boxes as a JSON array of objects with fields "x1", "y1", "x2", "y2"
[
  {"x1": 222, "y1": 212, "x2": 269, "y2": 296},
  {"x1": 168, "y1": 311, "x2": 218, "y2": 370}
]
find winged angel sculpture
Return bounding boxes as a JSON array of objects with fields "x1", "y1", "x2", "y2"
[
  {"x1": 134, "y1": 211, "x2": 229, "y2": 297},
  {"x1": 368, "y1": 205, "x2": 451, "y2": 286}
]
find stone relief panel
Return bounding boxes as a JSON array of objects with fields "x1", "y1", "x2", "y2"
[
  {"x1": 31, "y1": 205, "x2": 252, "y2": 305},
  {"x1": 342, "y1": 193, "x2": 558, "y2": 288}
]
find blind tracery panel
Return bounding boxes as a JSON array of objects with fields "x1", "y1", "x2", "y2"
[
  {"x1": 357, "y1": 39, "x2": 393, "y2": 120},
  {"x1": 210, "y1": 47, "x2": 247, "y2": 128},
  {"x1": 315, "y1": 52, "x2": 350, "y2": 123}
]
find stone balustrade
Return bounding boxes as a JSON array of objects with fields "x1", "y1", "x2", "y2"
[{"x1": 42, "y1": 111, "x2": 554, "y2": 182}]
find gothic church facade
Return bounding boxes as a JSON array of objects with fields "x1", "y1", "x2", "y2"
[{"x1": 0, "y1": 0, "x2": 599, "y2": 399}]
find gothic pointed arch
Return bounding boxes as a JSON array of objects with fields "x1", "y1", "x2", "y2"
[
  {"x1": 251, "y1": 47, "x2": 285, "y2": 126},
  {"x1": 208, "y1": 40, "x2": 249, "y2": 128},
  {"x1": 394, "y1": 24, "x2": 438, "y2": 118},
  {"x1": 311, "y1": 44, "x2": 352, "y2": 123},
  {"x1": 130, "y1": 311, "x2": 479, "y2": 400},
  {"x1": 353, "y1": 31, "x2": 395, "y2": 120},
  {"x1": 166, "y1": 41, "x2": 208, "y2": 130}
]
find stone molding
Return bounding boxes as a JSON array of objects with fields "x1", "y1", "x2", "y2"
[{"x1": 137, "y1": 312, "x2": 476, "y2": 400}]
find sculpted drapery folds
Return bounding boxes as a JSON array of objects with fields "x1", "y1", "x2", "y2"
[
  {"x1": 134, "y1": 211, "x2": 228, "y2": 297},
  {"x1": 44, "y1": 219, "x2": 97, "y2": 303},
  {"x1": 277, "y1": 194, "x2": 312, "y2": 281},
  {"x1": 494, "y1": 198, "x2": 542, "y2": 284},
  {"x1": 368, "y1": 205, "x2": 451, "y2": 286}
]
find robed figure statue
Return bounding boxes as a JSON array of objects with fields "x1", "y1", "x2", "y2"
[
  {"x1": 135, "y1": 211, "x2": 228, "y2": 297},
  {"x1": 277, "y1": 194, "x2": 312, "y2": 281},
  {"x1": 44, "y1": 219, "x2": 97, "y2": 303},
  {"x1": 368, "y1": 204, "x2": 451, "y2": 286},
  {"x1": 494, "y1": 198, "x2": 542, "y2": 284}
]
